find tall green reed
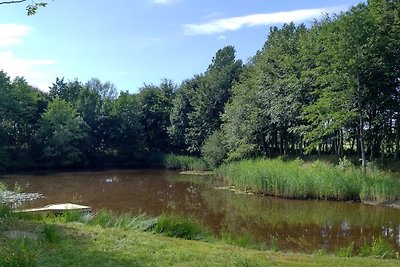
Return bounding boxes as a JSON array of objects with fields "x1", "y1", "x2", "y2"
[
  {"x1": 217, "y1": 158, "x2": 400, "y2": 202},
  {"x1": 163, "y1": 154, "x2": 208, "y2": 171}
]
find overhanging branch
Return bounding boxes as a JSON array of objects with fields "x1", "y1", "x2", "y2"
[{"x1": 0, "y1": 0, "x2": 28, "y2": 4}]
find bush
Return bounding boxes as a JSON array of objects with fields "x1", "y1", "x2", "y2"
[{"x1": 201, "y1": 130, "x2": 227, "y2": 169}]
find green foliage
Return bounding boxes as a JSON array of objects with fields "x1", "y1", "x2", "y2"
[
  {"x1": 88, "y1": 210, "x2": 156, "y2": 231},
  {"x1": 163, "y1": 154, "x2": 208, "y2": 171},
  {"x1": 185, "y1": 46, "x2": 242, "y2": 154},
  {"x1": 26, "y1": 2, "x2": 48, "y2": 16},
  {"x1": 153, "y1": 214, "x2": 211, "y2": 240},
  {"x1": 34, "y1": 98, "x2": 88, "y2": 167},
  {"x1": 220, "y1": 232, "x2": 255, "y2": 249},
  {"x1": 335, "y1": 242, "x2": 354, "y2": 257},
  {"x1": 0, "y1": 182, "x2": 7, "y2": 193},
  {"x1": 42, "y1": 224, "x2": 59, "y2": 243},
  {"x1": 217, "y1": 158, "x2": 400, "y2": 202},
  {"x1": 0, "y1": 205, "x2": 12, "y2": 219},
  {"x1": 0, "y1": 238, "x2": 38, "y2": 267},
  {"x1": 201, "y1": 129, "x2": 227, "y2": 168},
  {"x1": 139, "y1": 79, "x2": 175, "y2": 152},
  {"x1": 359, "y1": 237, "x2": 397, "y2": 259},
  {"x1": 1, "y1": 0, "x2": 400, "y2": 173}
]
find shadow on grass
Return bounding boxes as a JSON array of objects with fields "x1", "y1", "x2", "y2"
[{"x1": 0, "y1": 220, "x2": 151, "y2": 267}]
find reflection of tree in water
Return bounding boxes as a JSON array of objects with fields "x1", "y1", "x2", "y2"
[
  {"x1": 5, "y1": 170, "x2": 400, "y2": 253},
  {"x1": 200, "y1": 189, "x2": 400, "y2": 252}
]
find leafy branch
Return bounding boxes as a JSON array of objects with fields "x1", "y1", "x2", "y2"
[{"x1": 0, "y1": 0, "x2": 48, "y2": 15}]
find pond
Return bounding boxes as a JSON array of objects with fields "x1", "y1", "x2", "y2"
[{"x1": 2, "y1": 169, "x2": 400, "y2": 253}]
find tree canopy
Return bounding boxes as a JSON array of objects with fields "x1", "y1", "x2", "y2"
[{"x1": 0, "y1": 0, "x2": 398, "y2": 170}]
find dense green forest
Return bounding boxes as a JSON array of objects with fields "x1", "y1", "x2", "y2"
[{"x1": 0, "y1": 0, "x2": 399, "y2": 171}]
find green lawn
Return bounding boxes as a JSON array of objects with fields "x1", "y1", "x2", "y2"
[{"x1": 1, "y1": 216, "x2": 399, "y2": 267}]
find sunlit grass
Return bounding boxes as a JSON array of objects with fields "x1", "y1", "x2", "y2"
[
  {"x1": 217, "y1": 158, "x2": 400, "y2": 203},
  {"x1": 0, "y1": 208, "x2": 399, "y2": 266},
  {"x1": 153, "y1": 214, "x2": 211, "y2": 241},
  {"x1": 163, "y1": 154, "x2": 209, "y2": 171}
]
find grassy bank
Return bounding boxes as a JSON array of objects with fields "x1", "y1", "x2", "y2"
[
  {"x1": 0, "y1": 208, "x2": 399, "y2": 266},
  {"x1": 217, "y1": 158, "x2": 400, "y2": 203},
  {"x1": 163, "y1": 154, "x2": 209, "y2": 171}
]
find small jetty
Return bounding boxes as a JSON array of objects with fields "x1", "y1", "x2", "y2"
[{"x1": 17, "y1": 203, "x2": 91, "y2": 214}]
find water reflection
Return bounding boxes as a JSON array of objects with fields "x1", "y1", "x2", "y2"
[{"x1": 2, "y1": 169, "x2": 400, "y2": 252}]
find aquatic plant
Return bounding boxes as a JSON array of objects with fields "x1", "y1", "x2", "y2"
[
  {"x1": 217, "y1": 158, "x2": 400, "y2": 202},
  {"x1": 88, "y1": 210, "x2": 156, "y2": 231},
  {"x1": 163, "y1": 154, "x2": 208, "y2": 171},
  {"x1": 359, "y1": 237, "x2": 397, "y2": 259},
  {"x1": 153, "y1": 214, "x2": 211, "y2": 240},
  {"x1": 335, "y1": 242, "x2": 354, "y2": 257},
  {"x1": 220, "y1": 232, "x2": 255, "y2": 249}
]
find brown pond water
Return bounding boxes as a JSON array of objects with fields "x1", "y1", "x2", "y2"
[{"x1": 2, "y1": 169, "x2": 400, "y2": 253}]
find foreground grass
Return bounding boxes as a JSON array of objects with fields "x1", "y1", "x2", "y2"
[
  {"x1": 1, "y1": 210, "x2": 399, "y2": 267},
  {"x1": 217, "y1": 158, "x2": 400, "y2": 203}
]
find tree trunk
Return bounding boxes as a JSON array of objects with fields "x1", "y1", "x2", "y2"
[
  {"x1": 339, "y1": 128, "x2": 344, "y2": 156},
  {"x1": 357, "y1": 77, "x2": 367, "y2": 175},
  {"x1": 395, "y1": 118, "x2": 400, "y2": 160}
]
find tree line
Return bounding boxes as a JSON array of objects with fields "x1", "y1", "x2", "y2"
[{"x1": 0, "y1": 0, "x2": 399, "y2": 171}]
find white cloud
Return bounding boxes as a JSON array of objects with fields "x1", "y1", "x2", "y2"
[
  {"x1": 150, "y1": 0, "x2": 180, "y2": 6},
  {"x1": 183, "y1": 7, "x2": 343, "y2": 35},
  {"x1": 0, "y1": 50, "x2": 57, "y2": 91},
  {"x1": 217, "y1": 35, "x2": 226, "y2": 40},
  {"x1": 0, "y1": 24, "x2": 30, "y2": 47},
  {"x1": 0, "y1": 24, "x2": 57, "y2": 91}
]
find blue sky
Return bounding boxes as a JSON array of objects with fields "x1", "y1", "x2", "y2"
[{"x1": 0, "y1": 0, "x2": 364, "y2": 93}]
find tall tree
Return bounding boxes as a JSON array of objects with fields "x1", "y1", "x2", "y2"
[
  {"x1": 185, "y1": 46, "x2": 242, "y2": 154},
  {"x1": 139, "y1": 79, "x2": 175, "y2": 152},
  {"x1": 34, "y1": 99, "x2": 88, "y2": 167}
]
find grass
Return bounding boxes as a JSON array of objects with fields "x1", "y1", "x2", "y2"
[
  {"x1": 0, "y1": 238, "x2": 39, "y2": 267},
  {"x1": 163, "y1": 154, "x2": 209, "y2": 171},
  {"x1": 0, "y1": 208, "x2": 399, "y2": 266},
  {"x1": 216, "y1": 158, "x2": 400, "y2": 203},
  {"x1": 365, "y1": 237, "x2": 398, "y2": 259},
  {"x1": 153, "y1": 214, "x2": 211, "y2": 241}
]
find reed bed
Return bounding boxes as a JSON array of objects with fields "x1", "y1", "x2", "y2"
[
  {"x1": 217, "y1": 158, "x2": 400, "y2": 203},
  {"x1": 163, "y1": 154, "x2": 208, "y2": 171}
]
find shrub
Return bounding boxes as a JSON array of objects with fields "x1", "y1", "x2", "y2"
[{"x1": 201, "y1": 130, "x2": 227, "y2": 169}]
